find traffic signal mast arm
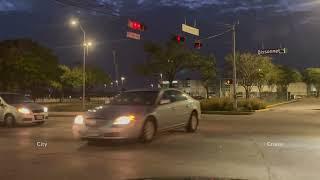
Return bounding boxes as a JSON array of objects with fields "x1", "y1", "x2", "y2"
[
  {"x1": 193, "y1": 28, "x2": 233, "y2": 49},
  {"x1": 198, "y1": 27, "x2": 233, "y2": 41}
]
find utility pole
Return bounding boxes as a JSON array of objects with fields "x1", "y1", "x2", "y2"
[
  {"x1": 82, "y1": 28, "x2": 86, "y2": 111},
  {"x1": 219, "y1": 79, "x2": 222, "y2": 98},
  {"x1": 112, "y1": 50, "x2": 119, "y2": 90},
  {"x1": 232, "y1": 23, "x2": 238, "y2": 111}
]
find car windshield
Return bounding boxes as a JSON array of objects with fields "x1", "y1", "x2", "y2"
[
  {"x1": 110, "y1": 91, "x2": 158, "y2": 106},
  {"x1": 0, "y1": 94, "x2": 33, "y2": 104}
]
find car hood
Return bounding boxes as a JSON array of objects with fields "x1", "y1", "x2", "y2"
[
  {"x1": 11, "y1": 103, "x2": 43, "y2": 110},
  {"x1": 86, "y1": 105, "x2": 154, "y2": 120}
]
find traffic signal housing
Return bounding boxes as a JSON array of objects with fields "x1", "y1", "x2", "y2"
[
  {"x1": 194, "y1": 40, "x2": 202, "y2": 49},
  {"x1": 172, "y1": 35, "x2": 185, "y2": 43},
  {"x1": 128, "y1": 19, "x2": 146, "y2": 31}
]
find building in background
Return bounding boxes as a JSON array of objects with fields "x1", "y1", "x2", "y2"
[
  {"x1": 160, "y1": 79, "x2": 217, "y2": 98},
  {"x1": 160, "y1": 80, "x2": 313, "y2": 99}
]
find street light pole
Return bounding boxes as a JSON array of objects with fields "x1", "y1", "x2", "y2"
[
  {"x1": 70, "y1": 19, "x2": 93, "y2": 111},
  {"x1": 79, "y1": 24, "x2": 86, "y2": 111},
  {"x1": 219, "y1": 79, "x2": 222, "y2": 98},
  {"x1": 232, "y1": 23, "x2": 238, "y2": 111},
  {"x1": 112, "y1": 50, "x2": 119, "y2": 90}
]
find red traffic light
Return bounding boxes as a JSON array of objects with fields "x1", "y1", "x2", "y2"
[
  {"x1": 194, "y1": 41, "x2": 202, "y2": 49},
  {"x1": 128, "y1": 19, "x2": 146, "y2": 31},
  {"x1": 173, "y1": 35, "x2": 185, "y2": 43}
]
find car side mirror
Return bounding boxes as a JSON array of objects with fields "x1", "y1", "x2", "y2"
[{"x1": 159, "y1": 99, "x2": 171, "y2": 105}]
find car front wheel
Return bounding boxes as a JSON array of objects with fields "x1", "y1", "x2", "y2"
[
  {"x1": 5, "y1": 114, "x2": 16, "y2": 128},
  {"x1": 186, "y1": 111, "x2": 199, "y2": 133},
  {"x1": 140, "y1": 119, "x2": 156, "y2": 143}
]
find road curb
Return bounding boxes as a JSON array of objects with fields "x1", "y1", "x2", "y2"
[
  {"x1": 254, "y1": 108, "x2": 271, "y2": 112},
  {"x1": 202, "y1": 111, "x2": 254, "y2": 115},
  {"x1": 266, "y1": 100, "x2": 298, "y2": 108},
  {"x1": 255, "y1": 100, "x2": 298, "y2": 112}
]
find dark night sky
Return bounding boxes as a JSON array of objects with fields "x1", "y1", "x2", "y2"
[{"x1": 2, "y1": 0, "x2": 320, "y2": 88}]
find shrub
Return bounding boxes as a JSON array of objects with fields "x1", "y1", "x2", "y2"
[
  {"x1": 200, "y1": 98, "x2": 266, "y2": 111},
  {"x1": 240, "y1": 99, "x2": 267, "y2": 111},
  {"x1": 200, "y1": 98, "x2": 233, "y2": 111}
]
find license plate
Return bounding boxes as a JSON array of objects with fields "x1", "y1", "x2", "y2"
[
  {"x1": 87, "y1": 130, "x2": 101, "y2": 137},
  {"x1": 35, "y1": 115, "x2": 44, "y2": 120}
]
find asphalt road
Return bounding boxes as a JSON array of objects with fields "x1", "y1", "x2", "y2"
[{"x1": 1, "y1": 99, "x2": 320, "y2": 180}]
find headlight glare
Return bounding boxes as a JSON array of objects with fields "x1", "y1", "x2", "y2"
[
  {"x1": 18, "y1": 107, "x2": 31, "y2": 114},
  {"x1": 113, "y1": 115, "x2": 135, "y2": 125},
  {"x1": 95, "y1": 106, "x2": 103, "y2": 110},
  {"x1": 74, "y1": 115, "x2": 84, "y2": 125}
]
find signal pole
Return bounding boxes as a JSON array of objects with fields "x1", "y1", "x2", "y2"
[{"x1": 232, "y1": 23, "x2": 238, "y2": 111}]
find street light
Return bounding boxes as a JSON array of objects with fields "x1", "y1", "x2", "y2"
[
  {"x1": 70, "y1": 19, "x2": 78, "y2": 26},
  {"x1": 115, "y1": 80, "x2": 119, "y2": 87},
  {"x1": 84, "y1": 41, "x2": 93, "y2": 56},
  {"x1": 121, "y1": 76, "x2": 125, "y2": 85},
  {"x1": 70, "y1": 18, "x2": 87, "y2": 110}
]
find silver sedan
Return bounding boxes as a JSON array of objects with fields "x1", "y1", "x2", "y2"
[
  {"x1": 72, "y1": 88, "x2": 201, "y2": 143},
  {"x1": 0, "y1": 93, "x2": 48, "y2": 127}
]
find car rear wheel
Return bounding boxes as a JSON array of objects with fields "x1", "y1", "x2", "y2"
[
  {"x1": 140, "y1": 119, "x2": 156, "y2": 143},
  {"x1": 5, "y1": 114, "x2": 16, "y2": 128},
  {"x1": 186, "y1": 111, "x2": 198, "y2": 133}
]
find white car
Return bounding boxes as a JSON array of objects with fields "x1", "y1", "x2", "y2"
[
  {"x1": 72, "y1": 88, "x2": 201, "y2": 143},
  {"x1": 0, "y1": 93, "x2": 48, "y2": 127}
]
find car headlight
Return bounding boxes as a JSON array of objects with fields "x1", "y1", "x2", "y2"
[
  {"x1": 113, "y1": 115, "x2": 135, "y2": 125},
  {"x1": 18, "y1": 107, "x2": 31, "y2": 114},
  {"x1": 74, "y1": 115, "x2": 84, "y2": 125},
  {"x1": 43, "y1": 107, "x2": 48, "y2": 113},
  {"x1": 95, "y1": 106, "x2": 103, "y2": 110}
]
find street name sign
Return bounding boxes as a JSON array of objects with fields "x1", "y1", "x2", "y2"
[
  {"x1": 258, "y1": 48, "x2": 287, "y2": 55},
  {"x1": 126, "y1": 31, "x2": 141, "y2": 40},
  {"x1": 182, "y1": 24, "x2": 199, "y2": 36}
]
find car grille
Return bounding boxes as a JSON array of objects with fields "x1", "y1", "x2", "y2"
[
  {"x1": 32, "y1": 109, "x2": 44, "y2": 113},
  {"x1": 85, "y1": 118, "x2": 109, "y2": 127}
]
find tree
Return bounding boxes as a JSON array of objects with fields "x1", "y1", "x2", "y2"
[
  {"x1": 266, "y1": 65, "x2": 279, "y2": 92},
  {"x1": 225, "y1": 52, "x2": 264, "y2": 99},
  {"x1": 86, "y1": 66, "x2": 111, "y2": 90},
  {"x1": 136, "y1": 41, "x2": 196, "y2": 87},
  {"x1": 254, "y1": 56, "x2": 274, "y2": 98},
  {"x1": 57, "y1": 65, "x2": 111, "y2": 97},
  {"x1": 303, "y1": 68, "x2": 320, "y2": 97},
  {"x1": 194, "y1": 54, "x2": 217, "y2": 98},
  {"x1": 60, "y1": 65, "x2": 82, "y2": 89},
  {"x1": 276, "y1": 65, "x2": 302, "y2": 100},
  {"x1": 0, "y1": 39, "x2": 60, "y2": 96}
]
